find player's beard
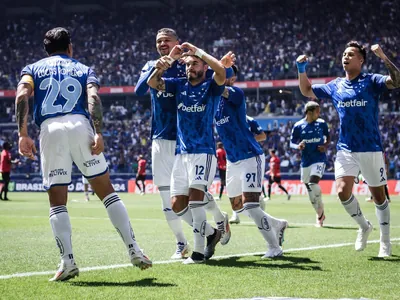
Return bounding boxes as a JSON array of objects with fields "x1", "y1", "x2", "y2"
[{"x1": 188, "y1": 70, "x2": 204, "y2": 82}]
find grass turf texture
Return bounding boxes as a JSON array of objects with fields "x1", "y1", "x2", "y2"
[{"x1": 0, "y1": 192, "x2": 399, "y2": 300}]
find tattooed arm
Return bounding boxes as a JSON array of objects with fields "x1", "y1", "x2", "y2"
[
  {"x1": 87, "y1": 83, "x2": 104, "y2": 155},
  {"x1": 87, "y1": 83, "x2": 102, "y2": 133},
  {"x1": 15, "y1": 82, "x2": 36, "y2": 159},
  {"x1": 371, "y1": 44, "x2": 400, "y2": 89},
  {"x1": 147, "y1": 67, "x2": 166, "y2": 91}
]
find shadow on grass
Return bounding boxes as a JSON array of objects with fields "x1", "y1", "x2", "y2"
[
  {"x1": 69, "y1": 277, "x2": 177, "y2": 287},
  {"x1": 207, "y1": 254, "x2": 322, "y2": 271},
  {"x1": 320, "y1": 226, "x2": 358, "y2": 230},
  {"x1": 368, "y1": 254, "x2": 400, "y2": 262}
]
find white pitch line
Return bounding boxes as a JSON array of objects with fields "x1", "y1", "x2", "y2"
[
  {"x1": 2, "y1": 215, "x2": 400, "y2": 229},
  {"x1": 1, "y1": 238, "x2": 399, "y2": 280}
]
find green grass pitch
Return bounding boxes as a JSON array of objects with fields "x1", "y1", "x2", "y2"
[{"x1": 0, "y1": 192, "x2": 399, "y2": 300}]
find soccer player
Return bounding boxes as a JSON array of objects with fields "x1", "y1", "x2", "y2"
[
  {"x1": 135, "y1": 28, "x2": 231, "y2": 259},
  {"x1": 215, "y1": 65, "x2": 288, "y2": 257},
  {"x1": 266, "y1": 149, "x2": 291, "y2": 201},
  {"x1": 290, "y1": 101, "x2": 330, "y2": 227},
  {"x1": 296, "y1": 41, "x2": 400, "y2": 257},
  {"x1": 16, "y1": 27, "x2": 152, "y2": 281},
  {"x1": 229, "y1": 115, "x2": 267, "y2": 224},
  {"x1": 135, "y1": 154, "x2": 146, "y2": 195},
  {"x1": 215, "y1": 142, "x2": 227, "y2": 201},
  {"x1": 147, "y1": 42, "x2": 229, "y2": 263},
  {"x1": 0, "y1": 142, "x2": 18, "y2": 200}
]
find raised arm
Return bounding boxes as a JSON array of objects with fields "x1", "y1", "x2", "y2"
[
  {"x1": 296, "y1": 55, "x2": 317, "y2": 98},
  {"x1": 182, "y1": 42, "x2": 226, "y2": 85},
  {"x1": 135, "y1": 62, "x2": 154, "y2": 96},
  {"x1": 371, "y1": 44, "x2": 400, "y2": 89},
  {"x1": 15, "y1": 81, "x2": 36, "y2": 159},
  {"x1": 147, "y1": 56, "x2": 175, "y2": 91}
]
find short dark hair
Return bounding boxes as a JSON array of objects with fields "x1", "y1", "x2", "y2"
[
  {"x1": 156, "y1": 28, "x2": 179, "y2": 40},
  {"x1": 269, "y1": 149, "x2": 276, "y2": 154},
  {"x1": 217, "y1": 142, "x2": 224, "y2": 149},
  {"x1": 346, "y1": 41, "x2": 366, "y2": 63},
  {"x1": 2, "y1": 142, "x2": 11, "y2": 150},
  {"x1": 43, "y1": 27, "x2": 71, "y2": 55},
  {"x1": 232, "y1": 65, "x2": 239, "y2": 76}
]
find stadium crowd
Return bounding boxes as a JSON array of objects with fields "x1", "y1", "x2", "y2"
[
  {"x1": 0, "y1": 0, "x2": 399, "y2": 89},
  {"x1": 0, "y1": 100, "x2": 399, "y2": 179}
]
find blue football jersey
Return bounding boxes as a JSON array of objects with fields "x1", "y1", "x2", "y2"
[
  {"x1": 215, "y1": 86, "x2": 263, "y2": 163},
  {"x1": 135, "y1": 60, "x2": 186, "y2": 140},
  {"x1": 246, "y1": 116, "x2": 263, "y2": 135},
  {"x1": 312, "y1": 73, "x2": 387, "y2": 152},
  {"x1": 164, "y1": 77, "x2": 224, "y2": 154},
  {"x1": 135, "y1": 61, "x2": 233, "y2": 141},
  {"x1": 290, "y1": 118, "x2": 329, "y2": 167},
  {"x1": 20, "y1": 54, "x2": 99, "y2": 127}
]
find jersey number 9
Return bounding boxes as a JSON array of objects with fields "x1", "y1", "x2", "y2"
[{"x1": 40, "y1": 77, "x2": 82, "y2": 116}]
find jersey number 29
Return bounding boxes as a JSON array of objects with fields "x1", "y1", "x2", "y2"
[{"x1": 40, "y1": 77, "x2": 82, "y2": 116}]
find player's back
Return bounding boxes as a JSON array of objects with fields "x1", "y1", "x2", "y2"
[
  {"x1": 215, "y1": 86, "x2": 263, "y2": 163},
  {"x1": 21, "y1": 54, "x2": 98, "y2": 127}
]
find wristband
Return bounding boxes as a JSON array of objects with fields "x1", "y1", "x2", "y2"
[
  {"x1": 296, "y1": 60, "x2": 308, "y2": 73},
  {"x1": 164, "y1": 56, "x2": 176, "y2": 65},
  {"x1": 195, "y1": 48, "x2": 206, "y2": 59}
]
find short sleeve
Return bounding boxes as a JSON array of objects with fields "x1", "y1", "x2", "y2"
[
  {"x1": 20, "y1": 65, "x2": 33, "y2": 78},
  {"x1": 88, "y1": 68, "x2": 100, "y2": 87},
  {"x1": 290, "y1": 125, "x2": 301, "y2": 144},
  {"x1": 322, "y1": 122, "x2": 329, "y2": 137},
  {"x1": 246, "y1": 116, "x2": 263, "y2": 134},
  {"x1": 227, "y1": 86, "x2": 244, "y2": 106},
  {"x1": 312, "y1": 80, "x2": 335, "y2": 99},
  {"x1": 209, "y1": 79, "x2": 225, "y2": 96},
  {"x1": 371, "y1": 73, "x2": 388, "y2": 93}
]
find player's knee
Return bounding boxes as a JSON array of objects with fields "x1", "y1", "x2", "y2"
[
  {"x1": 171, "y1": 196, "x2": 188, "y2": 213},
  {"x1": 242, "y1": 192, "x2": 260, "y2": 203}
]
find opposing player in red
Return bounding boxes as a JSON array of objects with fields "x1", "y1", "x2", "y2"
[
  {"x1": 0, "y1": 142, "x2": 18, "y2": 200},
  {"x1": 215, "y1": 142, "x2": 227, "y2": 201},
  {"x1": 266, "y1": 149, "x2": 291, "y2": 201},
  {"x1": 136, "y1": 155, "x2": 147, "y2": 195}
]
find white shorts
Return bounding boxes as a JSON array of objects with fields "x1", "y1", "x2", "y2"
[
  {"x1": 171, "y1": 153, "x2": 216, "y2": 197},
  {"x1": 151, "y1": 139, "x2": 176, "y2": 187},
  {"x1": 226, "y1": 154, "x2": 265, "y2": 198},
  {"x1": 335, "y1": 150, "x2": 387, "y2": 187},
  {"x1": 301, "y1": 162, "x2": 325, "y2": 183},
  {"x1": 82, "y1": 175, "x2": 89, "y2": 185},
  {"x1": 40, "y1": 114, "x2": 108, "y2": 190}
]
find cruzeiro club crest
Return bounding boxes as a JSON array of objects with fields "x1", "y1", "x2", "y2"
[{"x1": 55, "y1": 236, "x2": 64, "y2": 256}]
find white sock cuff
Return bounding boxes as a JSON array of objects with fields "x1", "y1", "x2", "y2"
[
  {"x1": 49, "y1": 205, "x2": 68, "y2": 218},
  {"x1": 103, "y1": 192, "x2": 120, "y2": 208},
  {"x1": 375, "y1": 199, "x2": 389, "y2": 210},
  {"x1": 243, "y1": 202, "x2": 260, "y2": 210}
]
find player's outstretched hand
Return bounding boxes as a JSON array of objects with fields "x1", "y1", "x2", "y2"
[
  {"x1": 168, "y1": 45, "x2": 183, "y2": 61},
  {"x1": 371, "y1": 44, "x2": 387, "y2": 60},
  {"x1": 18, "y1": 136, "x2": 37, "y2": 160},
  {"x1": 155, "y1": 57, "x2": 172, "y2": 70},
  {"x1": 92, "y1": 133, "x2": 105, "y2": 155},
  {"x1": 181, "y1": 42, "x2": 198, "y2": 57},
  {"x1": 220, "y1": 51, "x2": 236, "y2": 68}
]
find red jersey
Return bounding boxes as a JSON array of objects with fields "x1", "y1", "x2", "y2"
[
  {"x1": 137, "y1": 159, "x2": 146, "y2": 176},
  {"x1": 216, "y1": 148, "x2": 227, "y2": 170},
  {"x1": 0, "y1": 150, "x2": 11, "y2": 173},
  {"x1": 269, "y1": 156, "x2": 281, "y2": 177}
]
